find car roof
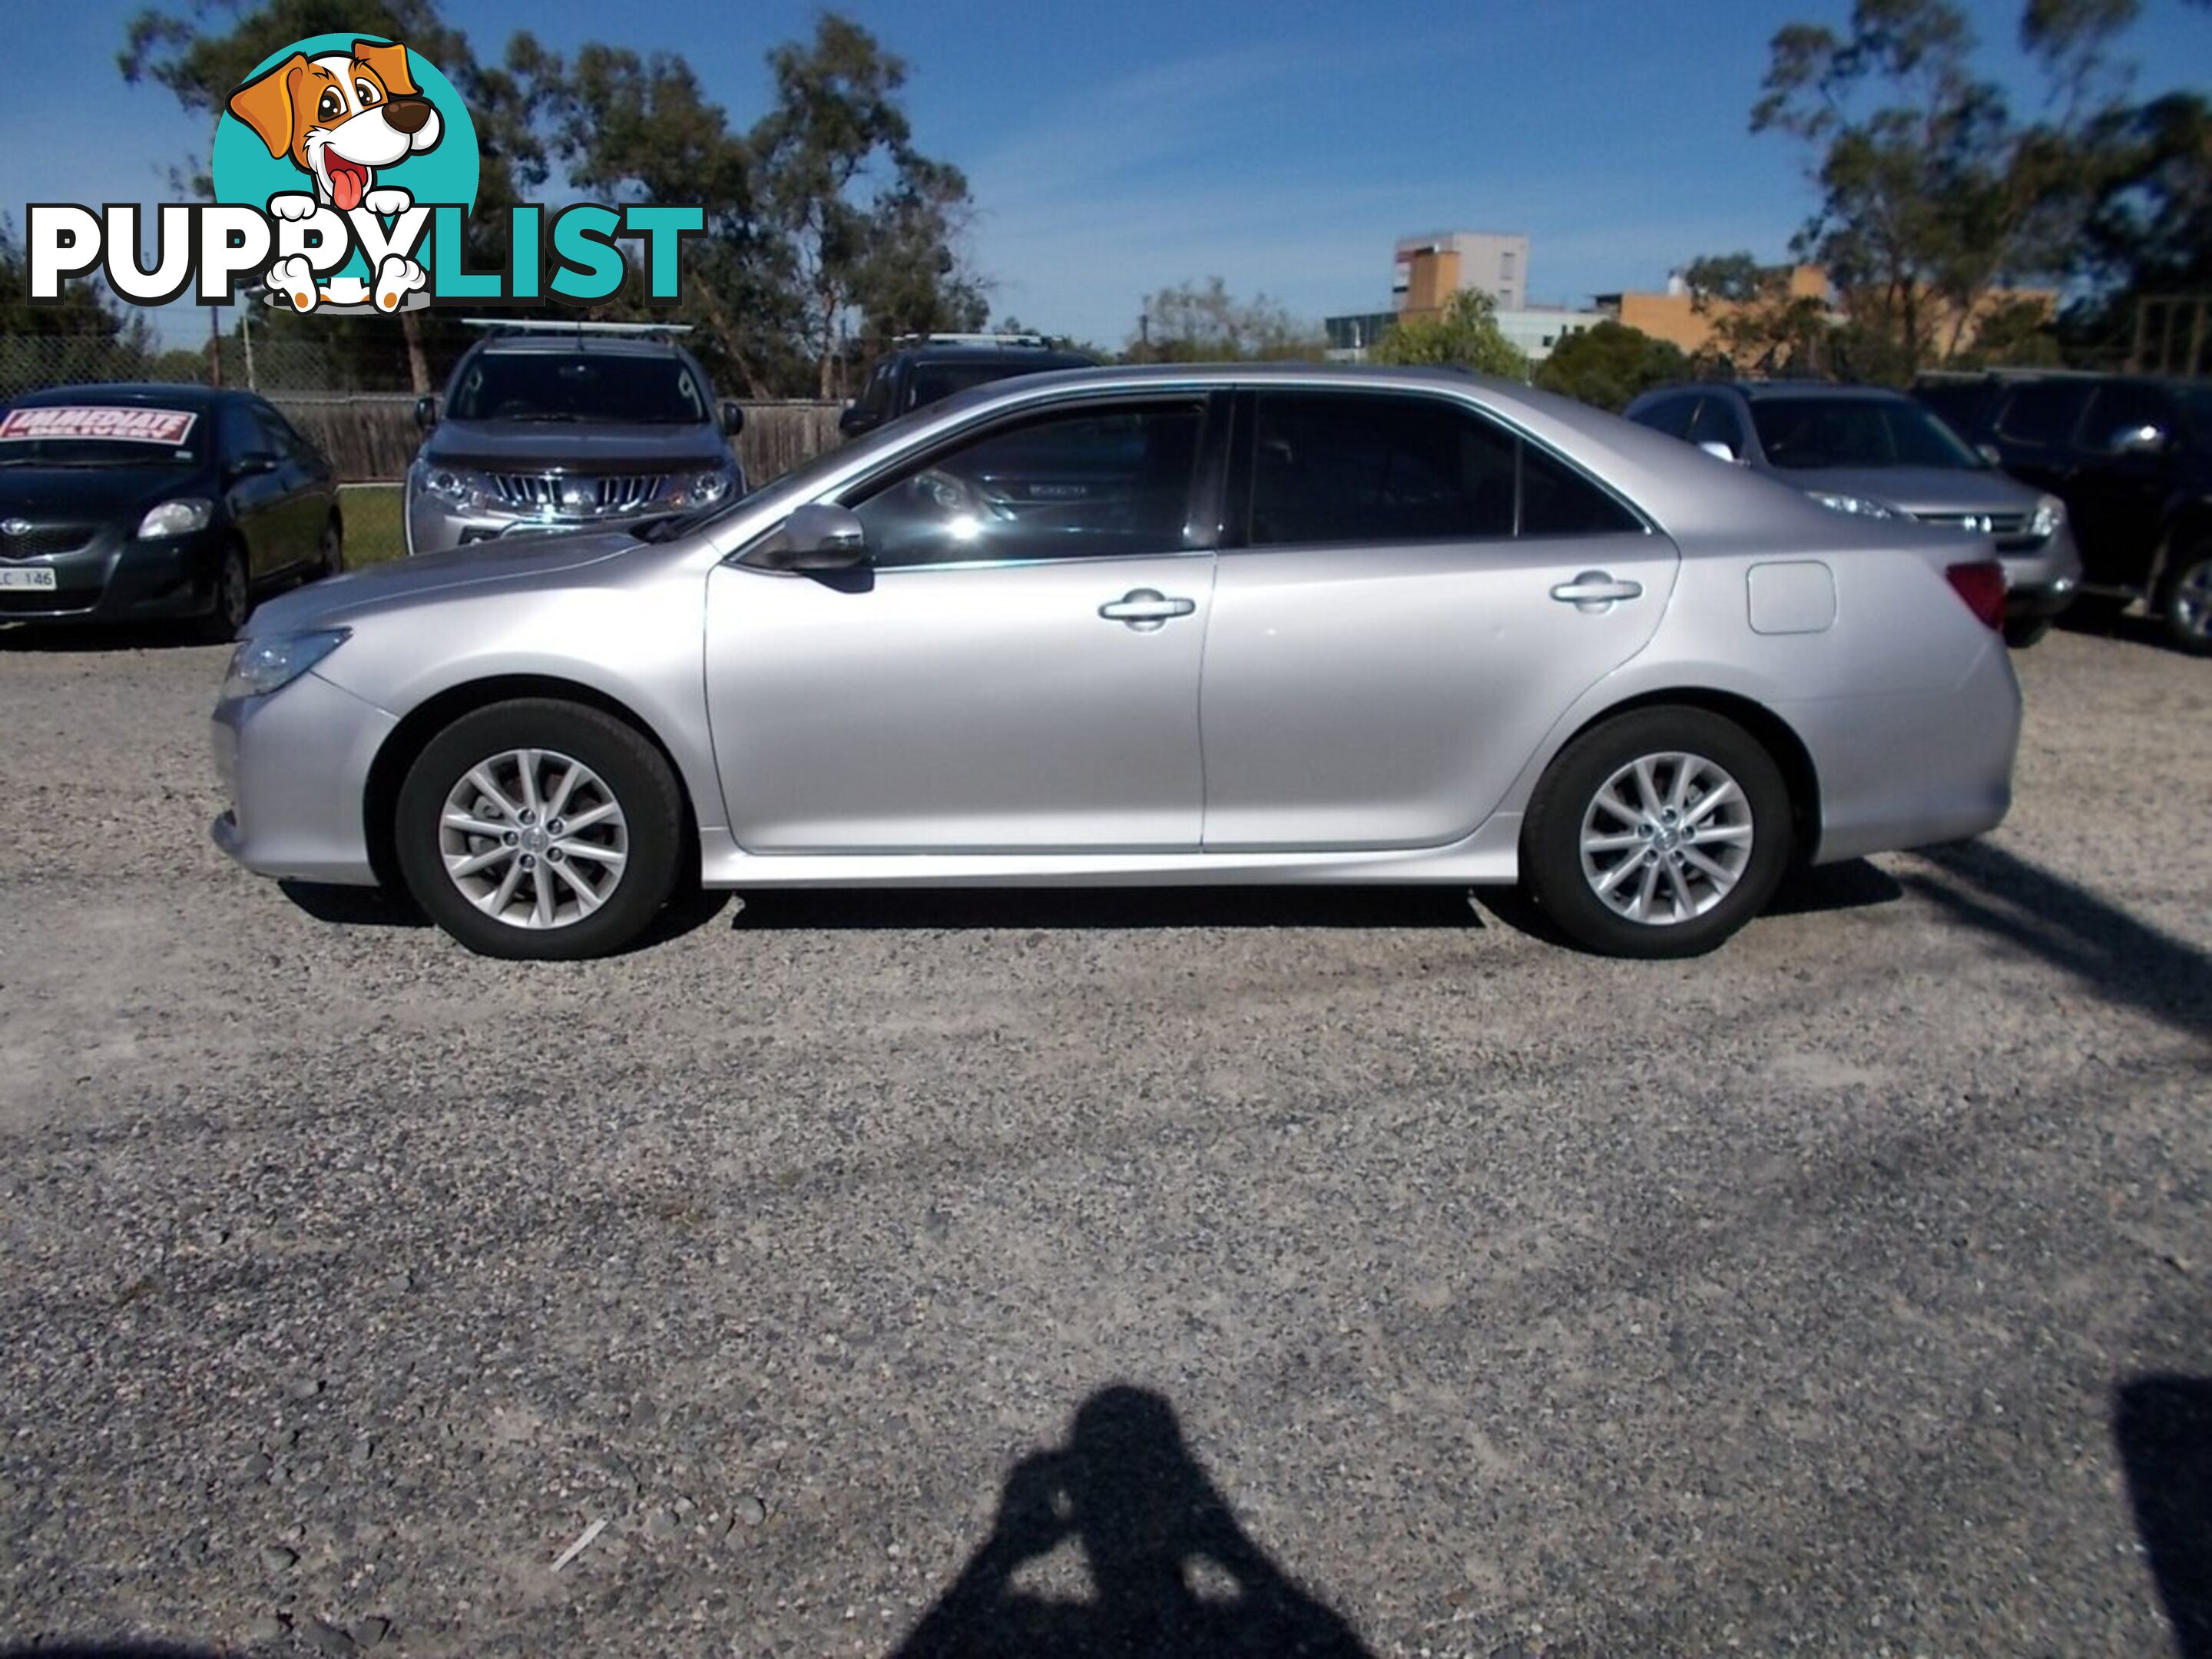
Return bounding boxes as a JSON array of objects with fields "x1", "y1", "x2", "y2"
[
  {"x1": 895, "y1": 344, "x2": 1095, "y2": 366},
  {"x1": 466, "y1": 334, "x2": 693, "y2": 358},
  {"x1": 8, "y1": 382, "x2": 228, "y2": 407}
]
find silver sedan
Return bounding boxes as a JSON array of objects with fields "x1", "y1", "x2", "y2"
[{"x1": 211, "y1": 365, "x2": 2022, "y2": 960}]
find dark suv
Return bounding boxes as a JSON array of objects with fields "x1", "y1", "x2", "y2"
[
  {"x1": 1914, "y1": 371, "x2": 2212, "y2": 654},
  {"x1": 838, "y1": 334, "x2": 1097, "y2": 439}
]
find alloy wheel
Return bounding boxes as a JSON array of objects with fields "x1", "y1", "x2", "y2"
[
  {"x1": 2171, "y1": 555, "x2": 2212, "y2": 647},
  {"x1": 1578, "y1": 751, "x2": 1755, "y2": 926},
  {"x1": 438, "y1": 748, "x2": 629, "y2": 930}
]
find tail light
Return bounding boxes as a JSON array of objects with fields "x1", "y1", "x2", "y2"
[{"x1": 1945, "y1": 561, "x2": 2006, "y2": 631}]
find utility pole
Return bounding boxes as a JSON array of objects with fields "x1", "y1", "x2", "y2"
[
  {"x1": 207, "y1": 303, "x2": 223, "y2": 388},
  {"x1": 240, "y1": 296, "x2": 257, "y2": 391},
  {"x1": 1137, "y1": 311, "x2": 1151, "y2": 363}
]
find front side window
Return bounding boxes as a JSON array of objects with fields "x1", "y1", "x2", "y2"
[
  {"x1": 1634, "y1": 396, "x2": 1700, "y2": 442},
  {"x1": 1687, "y1": 396, "x2": 1748, "y2": 457},
  {"x1": 1995, "y1": 382, "x2": 2092, "y2": 447},
  {"x1": 2078, "y1": 384, "x2": 2178, "y2": 453},
  {"x1": 1247, "y1": 392, "x2": 1637, "y2": 545},
  {"x1": 849, "y1": 401, "x2": 1204, "y2": 568}
]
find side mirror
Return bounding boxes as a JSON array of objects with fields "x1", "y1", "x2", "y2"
[
  {"x1": 720, "y1": 400, "x2": 745, "y2": 437},
  {"x1": 1696, "y1": 439, "x2": 1739, "y2": 463},
  {"x1": 227, "y1": 451, "x2": 280, "y2": 482},
  {"x1": 2111, "y1": 423, "x2": 2168, "y2": 456},
  {"x1": 773, "y1": 502, "x2": 869, "y2": 570},
  {"x1": 413, "y1": 394, "x2": 439, "y2": 432},
  {"x1": 838, "y1": 404, "x2": 878, "y2": 439},
  {"x1": 1976, "y1": 442, "x2": 2003, "y2": 467}
]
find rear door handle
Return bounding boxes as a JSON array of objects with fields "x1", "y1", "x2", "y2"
[
  {"x1": 1550, "y1": 571, "x2": 1643, "y2": 611},
  {"x1": 1099, "y1": 588, "x2": 1197, "y2": 631}
]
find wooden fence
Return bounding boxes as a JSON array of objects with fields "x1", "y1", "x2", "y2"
[{"x1": 268, "y1": 395, "x2": 846, "y2": 487}]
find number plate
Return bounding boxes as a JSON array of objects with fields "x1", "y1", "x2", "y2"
[{"x1": 0, "y1": 567, "x2": 58, "y2": 591}]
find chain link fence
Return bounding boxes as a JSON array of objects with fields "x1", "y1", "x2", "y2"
[{"x1": 1, "y1": 330, "x2": 843, "y2": 484}]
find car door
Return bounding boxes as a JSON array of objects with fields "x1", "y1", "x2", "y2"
[
  {"x1": 215, "y1": 399, "x2": 287, "y2": 578},
  {"x1": 1199, "y1": 387, "x2": 1680, "y2": 851},
  {"x1": 704, "y1": 393, "x2": 1221, "y2": 852},
  {"x1": 252, "y1": 401, "x2": 329, "y2": 571},
  {"x1": 2065, "y1": 383, "x2": 2181, "y2": 588}
]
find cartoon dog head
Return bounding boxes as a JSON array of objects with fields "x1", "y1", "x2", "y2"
[{"x1": 227, "y1": 40, "x2": 442, "y2": 214}]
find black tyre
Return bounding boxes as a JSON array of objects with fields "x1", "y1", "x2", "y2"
[
  {"x1": 2157, "y1": 540, "x2": 2212, "y2": 657},
  {"x1": 393, "y1": 699, "x2": 684, "y2": 960},
  {"x1": 316, "y1": 513, "x2": 345, "y2": 581},
  {"x1": 2002, "y1": 616, "x2": 2050, "y2": 649},
  {"x1": 1521, "y1": 706, "x2": 1793, "y2": 959},
  {"x1": 197, "y1": 542, "x2": 250, "y2": 644}
]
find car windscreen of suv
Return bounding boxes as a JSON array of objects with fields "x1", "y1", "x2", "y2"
[
  {"x1": 448, "y1": 353, "x2": 707, "y2": 424},
  {"x1": 1751, "y1": 396, "x2": 1985, "y2": 470}
]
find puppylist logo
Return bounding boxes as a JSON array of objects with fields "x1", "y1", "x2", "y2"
[{"x1": 25, "y1": 33, "x2": 702, "y2": 316}]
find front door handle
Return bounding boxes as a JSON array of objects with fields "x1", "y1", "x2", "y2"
[
  {"x1": 1099, "y1": 588, "x2": 1197, "y2": 631},
  {"x1": 1550, "y1": 571, "x2": 1643, "y2": 611}
]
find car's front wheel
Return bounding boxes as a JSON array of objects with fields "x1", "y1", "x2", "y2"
[
  {"x1": 1521, "y1": 707, "x2": 1793, "y2": 959},
  {"x1": 2157, "y1": 538, "x2": 2212, "y2": 656},
  {"x1": 394, "y1": 699, "x2": 684, "y2": 959}
]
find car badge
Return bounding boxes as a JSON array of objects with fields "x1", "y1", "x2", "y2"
[
  {"x1": 2, "y1": 519, "x2": 30, "y2": 538},
  {"x1": 558, "y1": 482, "x2": 594, "y2": 513}
]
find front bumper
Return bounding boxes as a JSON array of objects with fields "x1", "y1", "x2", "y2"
[
  {"x1": 0, "y1": 528, "x2": 226, "y2": 624},
  {"x1": 1995, "y1": 525, "x2": 2083, "y2": 620},
  {"x1": 210, "y1": 670, "x2": 395, "y2": 884}
]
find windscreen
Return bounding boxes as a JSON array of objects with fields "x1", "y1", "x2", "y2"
[
  {"x1": 0, "y1": 403, "x2": 203, "y2": 468},
  {"x1": 449, "y1": 353, "x2": 707, "y2": 425},
  {"x1": 1750, "y1": 397, "x2": 1985, "y2": 470}
]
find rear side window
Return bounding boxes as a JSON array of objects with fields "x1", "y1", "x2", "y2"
[
  {"x1": 1995, "y1": 382, "x2": 2092, "y2": 446},
  {"x1": 1247, "y1": 392, "x2": 1639, "y2": 546}
]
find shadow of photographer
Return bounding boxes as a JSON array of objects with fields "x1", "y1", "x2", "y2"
[{"x1": 894, "y1": 1386, "x2": 1373, "y2": 1658}]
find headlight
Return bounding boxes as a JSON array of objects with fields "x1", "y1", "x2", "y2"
[
  {"x1": 667, "y1": 469, "x2": 735, "y2": 508},
  {"x1": 2030, "y1": 494, "x2": 2065, "y2": 540},
  {"x1": 137, "y1": 498, "x2": 214, "y2": 538},
  {"x1": 1806, "y1": 491, "x2": 1900, "y2": 520},
  {"x1": 221, "y1": 629, "x2": 350, "y2": 701},
  {"x1": 410, "y1": 460, "x2": 484, "y2": 505}
]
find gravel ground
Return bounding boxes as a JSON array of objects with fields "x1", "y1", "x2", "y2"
[{"x1": 1, "y1": 618, "x2": 2207, "y2": 1659}]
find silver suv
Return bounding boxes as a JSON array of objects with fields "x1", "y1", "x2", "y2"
[
  {"x1": 405, "y1": 323, "x2": 746, "y2": 555},
  {"x1": 1624, "y1": 381, "x2": 2081, "y2": 646}
]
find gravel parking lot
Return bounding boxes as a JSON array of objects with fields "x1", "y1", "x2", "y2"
[{"x1": 2, "y1": 620, "x2": 2207, "y2": 1658}]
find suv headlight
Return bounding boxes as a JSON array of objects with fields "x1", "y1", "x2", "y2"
[
  {"x1": 137, "y1": 498, "x2": 214, "y2": 539},
  {"x1": 2030, "y1": 494, "x2": 2065, "y2": 540},
  {"x1": 221, "y1": 629, "x2": 350, "y2": 701},
  {"x1": 1806, "y1": 491, "x2": 1900, "y2": 520},
  {"x1": 410, "y1": 460, "x2": 489, "y2": 508},
  {"x1": 667, "y1": 468, "x2": 736, "y2": 508}
]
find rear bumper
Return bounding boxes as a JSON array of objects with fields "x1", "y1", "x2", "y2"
[
  {"x1": 210, "y1": 671, "x2": 392, "y2": 884},
  {"x1": 1787, "y1": 637, "x2": 2022, "y2": 865}
]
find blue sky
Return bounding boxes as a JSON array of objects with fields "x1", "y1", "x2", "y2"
[{"x1": 9, "y1": 0, "x2": 2212, "y2": 349}]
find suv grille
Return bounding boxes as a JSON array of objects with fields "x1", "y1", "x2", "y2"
[
  {"x1": 1914, "y1": 509, "x2": 2041, "y2": 551},
  {"x1": 0, "y1": 523, "x2": 94, "y2": 559},
  {"x1": 486, "y1": 473, "x2": 668, "y2": 515}
]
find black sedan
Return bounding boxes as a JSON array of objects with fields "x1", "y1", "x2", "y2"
[{"x1": 0, "y1": 383, "x2": 343, "y2": 639}]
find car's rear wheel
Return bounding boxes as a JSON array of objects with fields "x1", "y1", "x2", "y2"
[
  {"x1": 393, "y1": 700, "x2": 684, "y2": 960},
  {"x1": 2157, "y1": 540, "x2": 2212, "y2": 656},
  {"x1": 1522, "y1": 707, "x2": 1792, "y2": 959},
  {"x1": 2002, "y1": 616, "x2": 2050, "y2": 649},
  {"x1": 197, "y1": 543, "x2": 250, "y2": 644}
]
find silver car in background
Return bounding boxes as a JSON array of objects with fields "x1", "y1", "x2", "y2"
[
  {"x1": 214, "y1": 365, "x2": 2022, "y2": 961},
  {"x1": 1624, "y1": 380, "x2": 2081, "y2": 646}
]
